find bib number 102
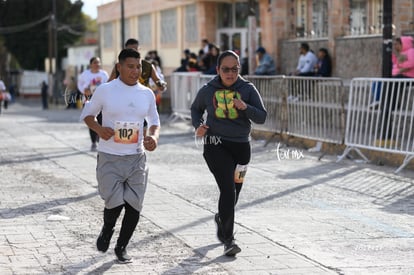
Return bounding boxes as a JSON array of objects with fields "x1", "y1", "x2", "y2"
[
  {"x1": 114, "y1": 121, "x2": 139, "y2": 144},
  {"x1": 118, "y1": 128, "x2": 133, "y2": 139}
]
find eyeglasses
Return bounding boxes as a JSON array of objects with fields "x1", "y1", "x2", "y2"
[{"x1": 221, "y1": 67, "x2": 239, "y2": 73}]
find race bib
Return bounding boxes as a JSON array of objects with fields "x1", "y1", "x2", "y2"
[
  {"x1": 234, "y1": 164, "x2": 248, "y2": 184},
  {"x1": 114, "y1": 121, "x2": 139, "y2": 144}
]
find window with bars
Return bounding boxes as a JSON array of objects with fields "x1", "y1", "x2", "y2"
[
  {"x1": 295, "y1": 0, "x2": 328, "y2": 38},
  {"x1": 185, "y1": 4, "x2": 198, "y2": 43},
  {"x1": 296, "y1": 0, "x2": 307, "y2": 37},
  {"x1": 349, "y1": 0, "x2": 382, "y2": 35},
  {"x1": 292, "y1": 0, "x2": 382, "y2": 38},
  {"x1": 102, "y1": 22, "x2": 113, "y2": 49},
  {"x1": 367, "y1": 0, "x2": 382, "y2": 34},
  {"x1": 138, "y1": 14, "x2": 151, "y2": 45},
  {"x1": 217, "y1": 1, "x2": 260, "y2": 28},
  {"x1": 160, "y1": 9, "x2": 177, "y2": 44},
  {"x1": 312, "y1": 0, "x2": 328, "y2": 37}
]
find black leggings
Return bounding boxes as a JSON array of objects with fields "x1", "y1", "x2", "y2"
[
  {"x1": 89, "y1": 112, "x2": 102, "y2": 143},
  {"x1": 203, "y1": 139, "x2": 250, "y2": 241},
  {"x1": 103, "y1": 202, "x2": 140, "y2": 248}
]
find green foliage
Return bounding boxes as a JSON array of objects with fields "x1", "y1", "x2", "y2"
[{"x1": 0, "y1": 0, "x2": 87, "y2": 70}]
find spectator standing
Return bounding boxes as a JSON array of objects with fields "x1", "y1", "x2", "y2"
[
  {"x1": 381, "y1": 36, "x2": 414, "y2": 139},
  {"x1": 80, "y1": 48, "x2": 160, "y2": 264},
  {"x1": 254, "y1": 47, "x2": 276, "y2": 75},
  {"x1": 314, "y1": 48, "x2": 332, "y2": 77},
  {"x1": 202, "y1": 43, "x2": 220, "y2": 75},
  {"x1": 391, "y1": 36, "x2": 414, "y2": 78},
  {"x1": 0, "y1": 79, "x2": 6, "y2": 114},
  {"x1": 8, "y1": 84, "x2": 16, "y2": 103},
  {"x1": 77, "y1": 56, "x2": 109, "y2": 151},
  {"x1": 191, "y1": 50, "x2": 267, "y2": 256},
  {"x1": 240, "y1": 48, "x2": 249, "y2": 76},
  {"x1": 201, "y1": 38, "x2": 210, "y2": 57},
  {"x1": 175, "y1": 49, "x2": 191, "y2": 72},
  {"x1": 293, "y1": 43, "x2": 318, "y2": 76},
  {"x1": 41, "y1": 81, "x2": 49, "y2": 110},
  {"x1": 188, "y1": 52, "x2": 201, "y2": 72}
]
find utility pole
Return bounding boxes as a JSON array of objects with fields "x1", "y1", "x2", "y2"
[
  {"x1": 382, "y1": 0, "x2": 392, "y2": 77},
  {"x1": 52, "y1": 0, "x2": 58, "y2": 104},
  {"x1": 48, "y1": 13, "x2": 53, "y2": 76},
  {"x1": 247, "y1": 0, "x2": 257, "y2": 75},
  {"x1": 121, "y1": 0, "x2": 125, "y2": 49}
]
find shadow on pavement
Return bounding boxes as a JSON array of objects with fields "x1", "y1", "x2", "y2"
[
  {"x1": 0, "y1": 149, "x2": 91, "y2": 166},
  {"x1": 0, "y1": 191, "x2": 98, "y2": 219},
  {"x1": 160, "y1": 243, "x2": 235, "y2": 275}
]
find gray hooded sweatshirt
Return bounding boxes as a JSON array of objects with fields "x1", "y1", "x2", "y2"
[{"x1": 191, "y1": 75, "x2": 267, "y2": 142}]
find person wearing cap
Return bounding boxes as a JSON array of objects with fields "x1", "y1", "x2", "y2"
[{"x1": 254, "y1": 46, "x2": 276, "y2": 75}]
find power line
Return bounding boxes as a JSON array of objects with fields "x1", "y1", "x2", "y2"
[
  {"x1": 57, "y1": 24, "x2": 84, "y2": 36},
  {"x1": 0, "y1": 15, "x2": 84, "y2": 36},
  {"x1": 0, "y1": 15, "x2": 50, "y2": 34}
]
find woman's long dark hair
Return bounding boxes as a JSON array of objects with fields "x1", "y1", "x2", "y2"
[{"x1": 216, "y1": 50, "x2": 240, "y2": 67}]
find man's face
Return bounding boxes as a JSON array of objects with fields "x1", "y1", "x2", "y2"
[{"x1": 117, "y1": 57, "x2": 142, "y2": 86}]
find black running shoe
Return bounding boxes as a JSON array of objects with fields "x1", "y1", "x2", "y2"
[
  {"x1": 114, "y1": 245, "x2": 132, "y2": 264},
  {"x1": 214, "y1": 213, "x2": 226, "y2": 243},
  {"x1": 224, "y1": 239, "x2": 241, "y2": 256},
  {"x1": 96, "y1": 226, "x2": 114, "y2": 252}
]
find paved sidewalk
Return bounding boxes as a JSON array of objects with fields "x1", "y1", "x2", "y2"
[{"x1": 0, "y1": 99, "x2": 414, "y2": 274}]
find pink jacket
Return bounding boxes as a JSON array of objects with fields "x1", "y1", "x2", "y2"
[{"x1": 392, "y1": 36, "x2": 414, "y2": 77}]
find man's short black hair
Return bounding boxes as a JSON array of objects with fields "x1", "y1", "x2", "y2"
[
  {"x1": 125, "y1": 38, "x2": 139, "y2": 48},
  {"x1": 300, "y1": 43, "x2": 310, "y2": 51},
  {"x1": 118, "y1": 48, "x2": 140, "y2": 63}
]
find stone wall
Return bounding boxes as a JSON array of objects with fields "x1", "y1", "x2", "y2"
[{"x1": 279, "y1": 36, "x2": 383, "y2": 79}]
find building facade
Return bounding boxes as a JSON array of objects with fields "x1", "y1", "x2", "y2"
[{"x1": 97, "y1": 0, "x2": 414, "y2": 79}]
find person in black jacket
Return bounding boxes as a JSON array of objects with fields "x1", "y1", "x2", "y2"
[{"x1": 314, "y1": 48, "x2": 332, "y2": 77}]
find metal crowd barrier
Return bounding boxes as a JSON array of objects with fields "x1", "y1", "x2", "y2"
[
  {"x1": 168, "y1": 72, "x2": 202, "y2": 123},
  {"x1": 284, "y1": 76, "x2": 346, "y2": 145},
  {"x1": 245, "y1": 75, "x2": 286, "y2": 135},
  {"x1": 337, "y1": 78, "x2": 414, "y2": 173},
  {"x1": 168, "y1": 73, "x2": 414, "y2": 172}
]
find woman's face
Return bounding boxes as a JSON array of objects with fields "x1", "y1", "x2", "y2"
[
  {"x1": 394, "y1": 40, "x2": 402, "y2": 52},
  {"x1": 211, "y1": 47, "x2": 219, "y2": 56},
  {"x1": 317, "y1": 50, "x2": 326, "y2": 59},
  {"x1": 217, "y1": 55, "x2": 240, "y2": 87},
  {"x1": 90, "y1": 58, "x2": 101, "y2": 72}
]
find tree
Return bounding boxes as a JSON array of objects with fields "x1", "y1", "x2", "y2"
[{"x1": 0, "y1": 0, "x2": 86, "y2": 71}]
